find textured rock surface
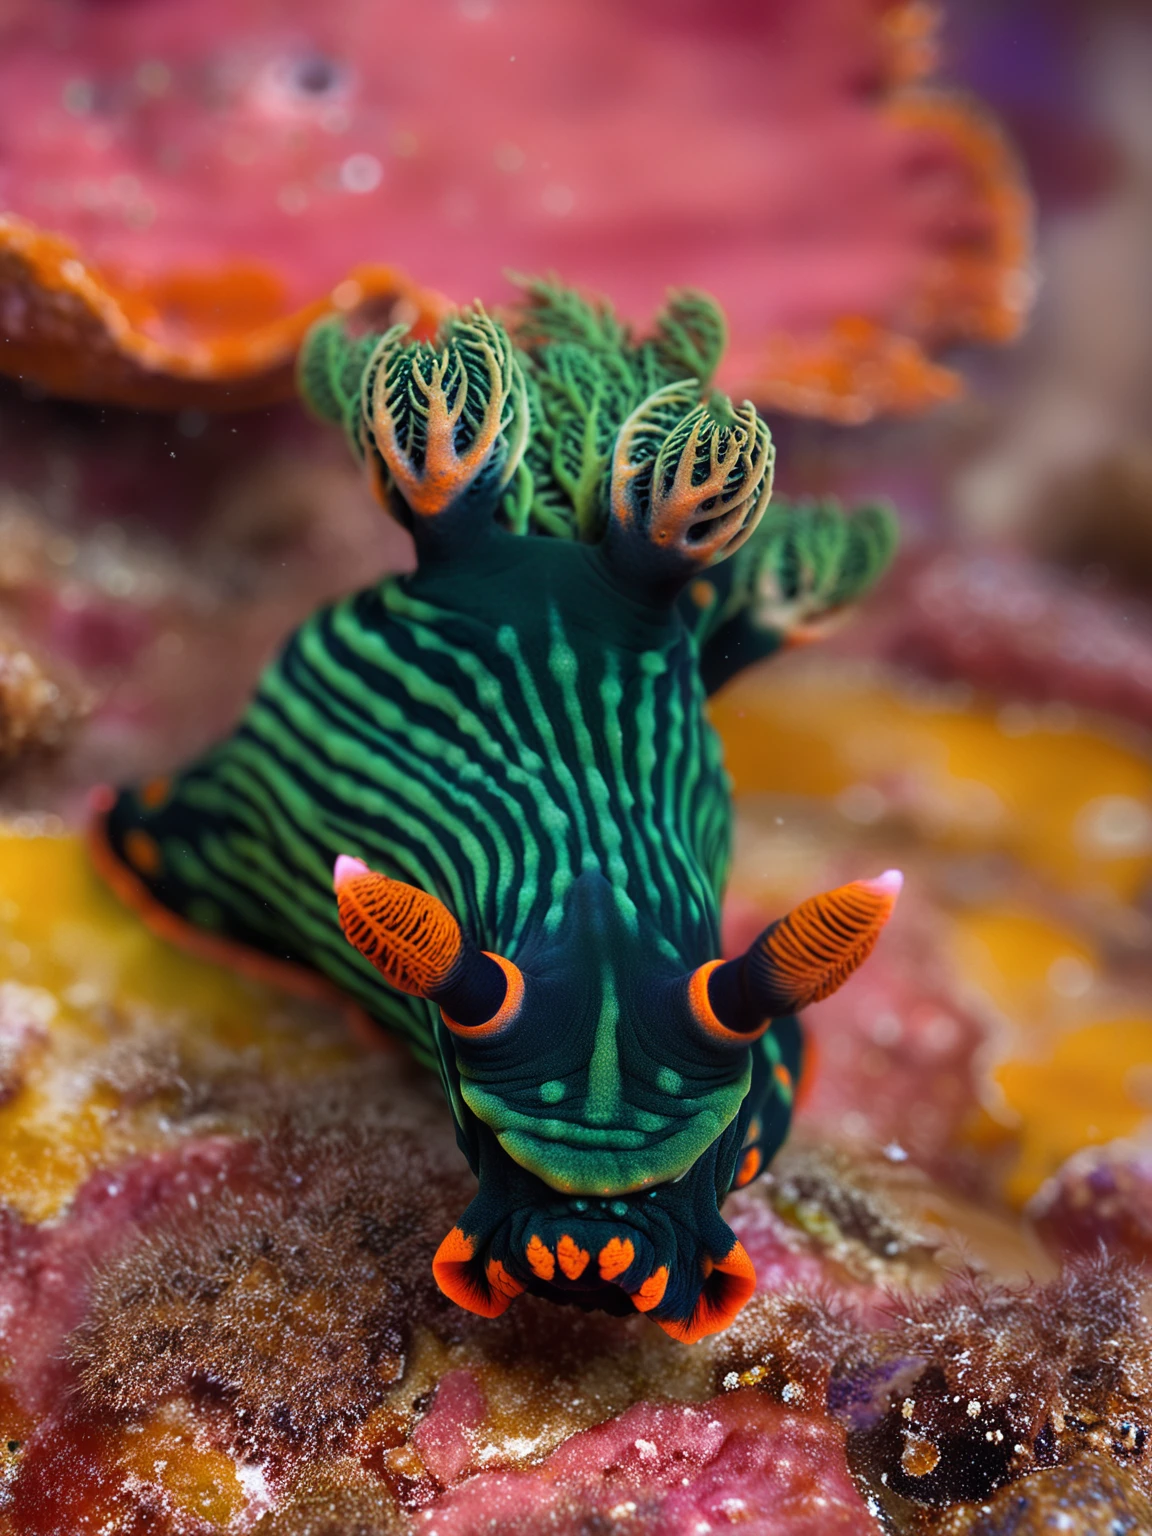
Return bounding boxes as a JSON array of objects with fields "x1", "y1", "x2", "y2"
[{"x1": 869, "y1": 551, "x2": 1152, "y2": 735}]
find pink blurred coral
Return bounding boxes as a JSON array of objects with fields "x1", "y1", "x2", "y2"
[
  {"x1": 869, "y1": 550, "x2": 1152, "y2": 730},
  {"x1": 0, "y1": 0, "x2": 1029, "y2": 413},
  {"x1": 1029, "y1": 1141, "x2": 1152, "y2": 1266}
]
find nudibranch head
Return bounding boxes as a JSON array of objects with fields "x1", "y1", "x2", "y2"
[{"x1": 334, "y1": 857, "x2": 900, "y2": 1341}]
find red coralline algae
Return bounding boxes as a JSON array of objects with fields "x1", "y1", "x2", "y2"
[
  {"x1": 410, "y1": 1373, "x2": 487, "y2": 1489},
  {"x1": 412, "y1": 1392, "x2": 875, "y2": 1535},
  {"x1": 0, "y1": 0, "x2": 1029, "y2": 413},
  {"x1": 0, "y1": 1138, "x2": 250, "y2": 1417}
]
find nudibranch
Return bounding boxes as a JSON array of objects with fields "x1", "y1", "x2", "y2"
[{"x1": 90, "y1": 280, "x2": 899, "y2": 1342}]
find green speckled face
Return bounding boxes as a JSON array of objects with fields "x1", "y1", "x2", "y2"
[{"x1": 450, "y1": 908, "x2": 753, "y2": 1194}]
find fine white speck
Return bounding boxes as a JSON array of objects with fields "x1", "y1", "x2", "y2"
[{"x1": 340, "y1": 152, "x2": 383, "y2": 194}]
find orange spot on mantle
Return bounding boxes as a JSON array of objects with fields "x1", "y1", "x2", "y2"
[
  {"x1": 631, "y1": 1266, "x2": 669, "y2": 1313},
  {"x1": 123, "y1": 828, "x2": 161, "y2": 878},
  {"x1": 556, "y1": 1234, "x2": 589, "y2": 1281},
  {"x1": 526, "y1": 1234, "x2": 555, "y2": 1281},
  {"x1": 598, "y1": 1236, "x2": 635, "y2": 1281}
]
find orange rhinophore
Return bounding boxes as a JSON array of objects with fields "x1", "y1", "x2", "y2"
[
  {"x1": 333, "y1": 857, "x2": 464, "y2": 998},
  {"x1": 757, "y1": 870, "x2": 904, "y2": 1011},
  {"x1": 693, "y1": 870, "x2": 903, "y2": 1040}
]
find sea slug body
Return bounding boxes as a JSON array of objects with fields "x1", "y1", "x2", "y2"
[{"x1": 91, "y1": 279, "x2": 899, "y2": 1341}]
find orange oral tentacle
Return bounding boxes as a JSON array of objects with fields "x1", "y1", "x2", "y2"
[
  {"x1": 655, "y1": 1242, "x2": 757, "y2": 1343},
  {"x1": 432, "y1": 1227, "x2": 518, "y2": 1319}
]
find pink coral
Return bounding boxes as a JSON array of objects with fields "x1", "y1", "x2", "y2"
[
  {"x1": 413, "y1": 1392, "x2": 874, "y2": 1534},
  {"x1": 0, "y1": 0, "x2": 1028, "y2": 412},
  {"x1": 410, "y1": 1373, "x2": 487, "y2": 1488}
]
